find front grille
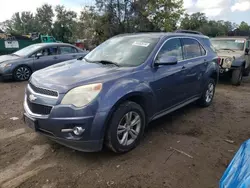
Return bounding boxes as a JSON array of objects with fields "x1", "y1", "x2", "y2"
[
  {"x1": 220, "y1": 58, "x2": 224, "y2": 66},
  {"x1": 27, "y1": 99, "x2": 52, "y2": 115},
  {"x1": 29, "y1": 83, "x2": 58, "y2": 97}
]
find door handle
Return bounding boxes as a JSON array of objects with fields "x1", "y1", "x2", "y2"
[
  {"x1": 54, "y1": 57, "x2": 58, "y2": 59},
  {"x1": 72, "y1": 55, "x2": 77, "y2": 58},
  {"x1": 182, "y1": 65, "x2": 186, "y2": 69}
]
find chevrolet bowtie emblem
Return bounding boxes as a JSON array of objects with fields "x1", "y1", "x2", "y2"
[{"x1": 29, "y1": 94, "x2": 37, "y2": 101}]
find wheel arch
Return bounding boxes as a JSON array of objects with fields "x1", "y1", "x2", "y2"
[{"x1": 103, "y1": 92, "x2": 152, "y2": 129}]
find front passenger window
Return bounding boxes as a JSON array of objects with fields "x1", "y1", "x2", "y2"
[
  {"x1": 157, "y1": 38, "x2": 183, "y2": 61},
  {"x1": 35, "y1": 47, "x2": 58, "y2": 57}
]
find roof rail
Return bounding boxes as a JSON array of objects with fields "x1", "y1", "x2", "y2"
[{"x1": 174, "y1": 30, "x2": 203, "y2": 35}]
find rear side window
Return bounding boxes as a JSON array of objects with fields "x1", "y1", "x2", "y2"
[
  {"x1": 60, "y1": 46, "x2": 78, "y2": 54},
  {"x1": 200, "y1": 45, "x2": 206, "y2": 56},
  {"x1": 182, "y1": 38, "x2": 205, "y2": 59},
  {"x1": 157, "y1": 38, "x2": 183, "y2": 61},
  {"x1": 202, "y1": 38, "x2": 216, "y2": 53}
]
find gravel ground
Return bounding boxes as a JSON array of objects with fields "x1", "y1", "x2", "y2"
[{"x1": 1, "y1": 78, "x2": 250, "y2": 188}]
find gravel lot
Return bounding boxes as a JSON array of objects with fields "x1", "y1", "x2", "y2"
[{"x1": 1, "y1": 78, "x2": 250, "y2": 188}]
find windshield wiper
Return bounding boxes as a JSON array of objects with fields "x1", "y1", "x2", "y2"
[
  {"x1": 81, "y1": 58, "x2": 120, "y2": 67},
  {"x1": 219, "y1": 48, "x2": 236, "y2": 52},
  {"x1": 11, "y1": 53, "x2": 19, "y2": 56},
  {"x1": 96, "y1": 60, "x2": 120, "y2": 67}
]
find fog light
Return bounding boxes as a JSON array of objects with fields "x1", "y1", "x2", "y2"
[{"x1": 73, "y1": 127, "x2": 85, "y2": 136}]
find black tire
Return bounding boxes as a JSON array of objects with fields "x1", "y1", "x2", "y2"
[
  {"x1": 197, "y1": 78, "x2": 215, "y2": 107},
  {"x1": 243, "y1": 66, "x2": 250, "y2": 76},
  {"x1": 13, "y1": 66, "x2": 32, "y2": 81},
  {"x1": 231, "y1": 67, "x2": 243, "y2": 86},
  {"x1": 105, "y1": 101, "x2": 146, "y2": 153}
]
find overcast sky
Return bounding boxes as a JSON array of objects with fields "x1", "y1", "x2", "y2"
[{"x1": 0, "y1": 0, "x2": 249, "y2": 24}]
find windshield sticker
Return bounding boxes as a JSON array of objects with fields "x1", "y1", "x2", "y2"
[
  {"x1": 132, "y1": 41, "x2": 150, "y2": 47},
  {"x1": 235, "y1": 40, "x2": 245, "y2": 43}
]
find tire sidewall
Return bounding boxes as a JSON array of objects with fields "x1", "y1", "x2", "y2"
[{"x1": 106, "y1": 101, "x2": 146, "y2": 153}]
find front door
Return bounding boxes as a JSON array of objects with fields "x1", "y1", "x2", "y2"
[
  {"x1": 151, "y1": 38, "x2": 187, "y2": 112},
  {"x1": 33, "y1": 46, "x2": 61, "y2": 71}
]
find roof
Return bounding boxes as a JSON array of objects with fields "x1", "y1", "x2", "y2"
[
  {"x1": 212, "y1": 36, "x2": 250, "y2": 39},
  {"x1": 115, "y1": 32, "x2": 209, "y2": 39},
  {"x1": 30, "y1": 42, "x2": 75, "y2": 48}
]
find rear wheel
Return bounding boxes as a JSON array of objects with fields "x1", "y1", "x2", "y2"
[
  {"x1": 105, "y1": 101, "x2": 146, "y2": 153},
  {"x1": 197, "y1": 79, "x2": 215, "y2": 107},
  {"x1": 231, "y1": 67, "x2": 243, "y2": 86},
  {"x1": 13, "y1": 66, "x2": 32, "y2": 81}
]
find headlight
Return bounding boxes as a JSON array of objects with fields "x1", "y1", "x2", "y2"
[
  {"x1": 224, "y1": 57, "x2": 233, "y2": 68},
  {"x1": 0, "y1": 63, "x2": 12, "y2": 68},
  {"x1": 61, "y1": 83, "x2": 102, "y2": 108}
]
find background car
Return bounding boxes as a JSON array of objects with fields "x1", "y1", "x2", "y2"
[
  {"x1": 211, "y1": 37, "x2": 250, "y2": 85},
  {"x1": 0, "y1": 43, "x2": 88, "y2": 81}
]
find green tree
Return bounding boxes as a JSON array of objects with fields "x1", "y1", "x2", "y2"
[
  {"x1": 4, "y1": 12, "x2": 36, "y2": 34},
  {"x1": 180, "y1": 12, "x2": 207, "y2": 30},
  {"x1": 146, "y1": 0, "x2": 184, "y2": 31},
  {"x1": 35, "y1": 4, "x2": 54, "y2": 34},
  {"x1": 238, "y1": 21, "x2": 250, "y2": 32},
  {"x1": 52, "y1": 5, "x2": 77, "y2": 42}
]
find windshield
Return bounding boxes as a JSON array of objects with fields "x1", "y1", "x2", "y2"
[
  {"x1": 211, "y1": 39, "x2": 245, "y2": 51},
  {"x1": 84, "y1": 35, "x2": 159, "y2": 67},
  {"x1": 13, "y1": 44, "x2": 42, "y2": 57}
]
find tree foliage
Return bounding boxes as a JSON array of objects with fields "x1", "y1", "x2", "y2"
[
  {"x1": 52, "y1": 5, "x2": 77, "y2": 42},
  {"x1": 35, "y1": 4, "x2": 54, "y2": 34},
  {"x1": 178, "y1": 12, "x2": 250, "y2": 37},
  {"x1": 0, "y1": 0, "x2": 249, "y2": 45}
]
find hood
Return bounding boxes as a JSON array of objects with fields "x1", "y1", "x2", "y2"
[
  {"x1": 0, "y1": 54, "x2": 21, "y2": 63},
  {"x1": 31, "y1": 59, "x2": 132, "y2": 93},
  {"x1": 216, "y1": 50, "x2": 244, "y2": 58}
]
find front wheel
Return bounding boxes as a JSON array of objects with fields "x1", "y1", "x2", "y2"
[
  {"x1": 197, "y1": 79, "x2": 215, "y2": 107},
  {"x1": 231, "y1": 67, "x2": 243, "y2": 86},
  {"x1": 13, "y1": 66, "x2": 32, "y2": 81},
  {"x1": 105, "y1": 101, "x2": 146, "y2": 153}
]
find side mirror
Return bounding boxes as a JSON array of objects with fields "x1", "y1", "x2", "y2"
[
  {"x1": 155, "y1": 55, "x2": 178, "y2": 66},
  {"x1": 36, "y1": 53, "x2": 43, "y2": 59},
  {"x1": 245, "y1": 48, "x2": 249, "y2": 55}
]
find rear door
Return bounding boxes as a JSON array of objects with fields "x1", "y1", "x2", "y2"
[
  {"x1": 59, "y1": 46, "x2": 81, "y2": 61},
  {"x1": 181, "y1": 38, "x2": 207, "y2": 98},
  {"x1": 33, "y1": 46, "x2": 60, "y2": 70}
]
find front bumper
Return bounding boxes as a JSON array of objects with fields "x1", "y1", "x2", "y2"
[
  {"x1": 0, "y1": 67, "x2": 13, "y2": 80},
  {"x1": 24, "y1": 109, "x2": 106, "y2": 152},
  {"x1": 23, "y1": 85, "x2": 109, "y2": 152},
  {"x1": 219, "y1": 66, "x2": 239, "y2": 74}
]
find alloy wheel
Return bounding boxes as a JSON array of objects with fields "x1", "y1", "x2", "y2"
[
  {"x1": 117, "y1": 111, "x2": 141, "y2": 146},
  {"x1": 205, "y1": 83, "x2": 214, "y2": 103},
  {"x1": 16, "y1": 67, "x2": 31, "y2": 81}
]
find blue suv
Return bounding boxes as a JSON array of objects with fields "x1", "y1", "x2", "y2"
[{"x1": 23, "y1": 31, "x2": 219, "y2": 153}]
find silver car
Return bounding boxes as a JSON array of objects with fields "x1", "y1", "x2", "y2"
[{"x1": 0, "y1": 43, "x2": 88, "y2": 81}]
